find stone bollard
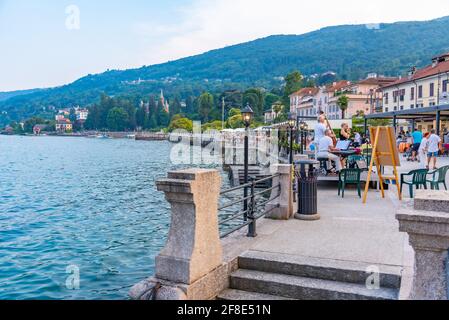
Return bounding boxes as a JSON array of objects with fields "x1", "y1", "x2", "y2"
[
  {"x1": 396, "y1": 190, "x2": 449, "y2": 300},
  {"x1": 130, "y1": 169, "x2": 223, "y2": 300},
  {"x1": 265, "y1": 164, "x2": 294, "y2": 220}
]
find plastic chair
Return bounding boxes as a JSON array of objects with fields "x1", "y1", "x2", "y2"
[
  {"x1": 338, "y1": 169, "x2": 362, "y2": 198},
  {"x1": 426, "y1": 166, "x2": 449, "y2": 190},
  {"x1": 400, "y1": 169, "x2": 428, "y2": 198},
  {"x1": 347, "y1": 155, "x2": 368, "y2": 170}
]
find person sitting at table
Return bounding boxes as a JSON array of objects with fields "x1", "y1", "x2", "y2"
[
  {"x1": 340, "y1": 123, "x2": 351, "y2": 141},
  {"x1": 318, "y1": 129, "x2": 343, "y2": 173}
]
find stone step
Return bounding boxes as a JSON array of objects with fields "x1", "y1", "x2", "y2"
[
  {"x1": 239, "y1": 251, "x2": 402, "y2": 289},
  {"x1": 217, "y1": 289, "x2": 295, "y2": 301},
  {"x1": 230, "y1": 269, "x2": 399, "y2": 300}
]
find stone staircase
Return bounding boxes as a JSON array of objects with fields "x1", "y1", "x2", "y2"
[{"x1": 218, "y1": 251, "x2": 402, "y2": 300}]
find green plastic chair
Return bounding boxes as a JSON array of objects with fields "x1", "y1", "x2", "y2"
[
  {"x1": 426, "y1": 166, "x2": 449, "y2": 191},
  {"x1": 400, "y1": 169, "x2": 428, "y2": 198},
  {"x1": 338, "y1": 168, "x2": 362, "y2": 198},
  {"x1": 347, "y1": 155, "x2": 368, "y2": 171}
]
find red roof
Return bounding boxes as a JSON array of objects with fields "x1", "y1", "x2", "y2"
[
  {"x1": 325, "y1": 80, "x2": 351, "y2": 93},
  {"x1": 383, "y1": 56, "x2": 449, "y2": 89},
  {"x1": 357, "y1": 77, "x2": 398, "y2": 87},
  {"x1": 289, "y1": 87, "x2": 319, "y2": 97}
]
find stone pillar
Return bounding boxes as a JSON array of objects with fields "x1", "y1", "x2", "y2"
[
  {"x1": 156, "y1": 169, "x2": 222, "y2": 284},
  {"x1": 396, "y1": 190, "x2": 449, "y2": 300},
  {"x1": 265, "y1": 164, "x2": 294, "y2": 220},
  {"x1": 130, "y1": 169, "x2": 223, "y2": 300}
]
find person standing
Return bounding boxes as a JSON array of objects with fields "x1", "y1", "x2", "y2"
[
  {"x1": 427, "y1": 129, "x2": 442, "y2": 170},
  {"x1": 444, "y1": 130, "x2": 449, "y2": 144},
  {"x1": 411, "y1": 128, "x2": 423, "y2": 162},
  {"x1": 314, "y1": 115, "x2": 327, "y2": 158},
  {"x1": 418, "y1": 132, "x2": 430, "y2": 169}
]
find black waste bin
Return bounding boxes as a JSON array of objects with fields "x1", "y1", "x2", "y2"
[{"x1": 295, "y1": 160, "x2": 320, "y2": 220}]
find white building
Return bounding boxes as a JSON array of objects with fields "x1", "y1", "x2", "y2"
[
  {"x1": 382, "y1": 52, "x2": 449, "y2": 113},
  {"x1": 75, "y1": 108, "x2": 89, "y2": 121}
]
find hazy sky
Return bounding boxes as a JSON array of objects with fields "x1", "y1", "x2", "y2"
[{"x1": 1, "y1": 0, "x2": 449, "y2": 91}]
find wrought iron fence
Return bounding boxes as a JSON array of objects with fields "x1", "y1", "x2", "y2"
[{"x1": 218, "y1": 174, "x2": 281, "y2": 239}]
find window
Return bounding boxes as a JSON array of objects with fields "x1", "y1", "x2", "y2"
[
  {"x1": 443, "y1": 80, "x2": 448, "y2": 93},
  {"x1": 418, "y1": 85, "x2": 423, "y2": 98},
  {"x1": 411, "y1": 87, "x2": 415, "y2": 100},
  {"x1": 384, "y1": 93, "x2": 389, "y2": 104},
  {"x1": 385, "y1": 107, "x2": 389, "y2": 112},
  {"x1": 394, "y1": 106, "x2": 397, "y2": 111},
  {"x1": 400, "y1": 89, "x2": 405, "y2": 102},
  {"x1": 393, "y1": 91, "x2": 398, "y2": 103},
  {"x1": 400, "y1": 106, "x2": 404, "y2": 110},
  {"x1": 430, "y1": 83, "x2": 435, "y2": 97},
  {"x1": 411, "y1": 104, "x2": 415, "y2": 109}
]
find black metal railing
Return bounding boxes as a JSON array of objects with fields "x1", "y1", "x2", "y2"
[{"x1": 218, "y1": 174, "x2": 281, "y2": 239}]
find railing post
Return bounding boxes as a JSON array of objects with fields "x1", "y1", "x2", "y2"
[
  {"x1": 265, "y1": 164, "x2": 294, "y2": 220},
  {"x1": 129, "y1": 169, "x2": 223, "y2": 300},
  {"x1": 247, "y1": 177, "x2": 257, "y2": 238}
]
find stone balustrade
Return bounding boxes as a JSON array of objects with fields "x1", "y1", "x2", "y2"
[
  {"x1": 396, "y1": 190, "x2": 449, "y2": 300},
  {"x1": 130, "y1": 165, "x2": 294, "y2": 300}
]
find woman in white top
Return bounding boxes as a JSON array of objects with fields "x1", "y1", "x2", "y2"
[{"x1": 418, "y1": 132, "x2": 430, "y2": 169}]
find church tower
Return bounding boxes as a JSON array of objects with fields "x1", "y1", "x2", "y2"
[{"x1": 160, "y1": 90, "x2": 170, "y2": 113}]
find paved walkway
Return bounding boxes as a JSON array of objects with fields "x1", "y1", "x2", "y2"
[
  {"x1": 222, "y1": 173, "x2": 417, "y2": 298},
  {"x1": 222, "y1": 156, "x2": 449, "y2": 299}
]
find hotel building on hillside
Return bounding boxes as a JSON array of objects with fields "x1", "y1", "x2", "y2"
[{"x1": 382, "y1": 52, "x2": 449, "y2": 113}]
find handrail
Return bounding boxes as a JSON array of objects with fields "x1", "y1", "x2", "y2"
[{"x1": 218, "y1": 173, "x2": 281, "y2": 239}]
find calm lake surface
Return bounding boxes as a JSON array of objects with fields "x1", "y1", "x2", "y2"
[{"x1": 0, "y1": 135, "x2": 226, "y2": 300}]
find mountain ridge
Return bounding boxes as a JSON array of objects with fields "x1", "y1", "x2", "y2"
[{"x1": 1, "y1": 15, "x2": 449, "y2": 125}]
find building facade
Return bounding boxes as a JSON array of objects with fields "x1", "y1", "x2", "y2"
[
  {"x1": 55, "y1": 119, "x2": 73, "y2": 133},
  {"x1": 382, "y1": 53, "x2": 449, "y2": 113},
  {"x1": 289, "y1": 87, "x2": 319, "y2": 118}
]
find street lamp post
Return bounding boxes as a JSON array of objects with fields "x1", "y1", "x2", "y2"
[
  {"x1": 299, "y1": 121, "x2": 308, "y2": 155},
  {"x1": 288, "y1": 113, "x2": 296, "y2": 164},
  {"x1": 241, "y1": 104, "x2": 254, "y2": 224}
]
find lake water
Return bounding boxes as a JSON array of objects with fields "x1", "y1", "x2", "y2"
[{"x1": 0, "y1": 135, "x2": 227, "y2": 300}]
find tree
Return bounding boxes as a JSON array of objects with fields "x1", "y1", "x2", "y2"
[
  {"x1": 24, "y1": 117, "x2": 47, "y2": 133},
  {"x1": 227, "y1": 114, "x2": 244, "y2": 129},
  {"x1": 107, "y1": 107, "x2": 129, "y2": 131},
  {"x1": 168, "y1": 117, "x2": 193, "y2": 132},
  {"x1": 283, "y1": 71, "x2": 303, "y2": 107},
  {"x1": 337, "y1": 95, "x2": 349, "y2": 119},
  {"x1": 202, "y1": 120, "x2": 224, "y2": 132},
  {"x1": 228, "y1": 108, "x2": 242, "y2": 117},
  {"x1": 264, "y1": 93, "x2": 281, "y2": 110},
  {"x1": 198, "y1": 92, "x2": 214, "y2": 122},
  {"x1": 136, "y1": 106, "x2": 146, "y2": 129},
  {"x1": 243, "y1": 88, "x2": 264, "y2": 119},
  {"x1": 170, "y1": 97, "x2": 182, "y2": 117}
]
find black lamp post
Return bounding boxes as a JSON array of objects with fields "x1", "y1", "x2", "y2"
[
  {"x1": 241, "y1": 104, "x2": 254, "y2": 222},
  {"x1": 288, "y1": 113, "x2": 296, "y2": 164},
  {"x1": 299, "y1": 121, "x2": 308, "y2": 154}
]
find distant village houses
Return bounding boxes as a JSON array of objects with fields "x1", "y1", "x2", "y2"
[
  {"x1": 54, "y1": 107, "x2": 89, "y2": 132},
  {"x1": 288, "y1": 76, "x2": 397, "y2": 121}
]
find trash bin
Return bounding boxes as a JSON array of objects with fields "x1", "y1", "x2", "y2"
[{"x1": 294, "y1": 160, "x2": 320, "y2": 221}]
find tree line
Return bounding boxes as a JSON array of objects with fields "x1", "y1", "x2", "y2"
[{"x1": 5, "y1": 70, "x2": 306, "y2": 133}]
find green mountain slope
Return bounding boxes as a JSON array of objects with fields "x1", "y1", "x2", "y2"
[{"x1": 2, "y1": 16, "x2": 449, "y2": 125}]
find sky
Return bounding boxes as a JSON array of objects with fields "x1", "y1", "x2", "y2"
[{"x1": 1, "y1": 0, "x2": 449, "y2": 92}]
